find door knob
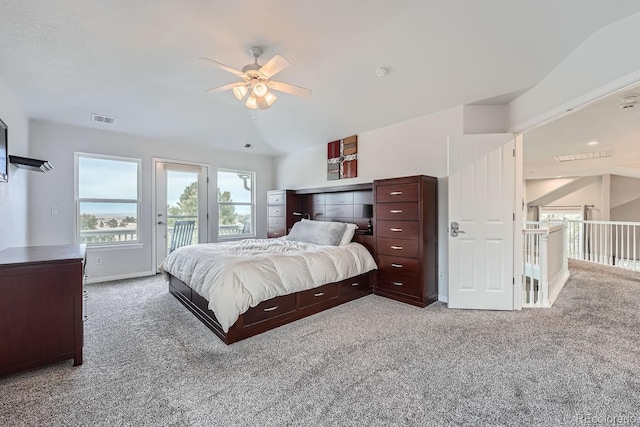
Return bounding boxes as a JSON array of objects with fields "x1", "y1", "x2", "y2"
[
  {"x1": 157, "y1": 221, "x2": 166, "y2": 225},
  {"x1": 450, "y1": 221, "x2": 466, "y2": 237}
]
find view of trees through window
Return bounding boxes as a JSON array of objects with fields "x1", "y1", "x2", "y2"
[
  {"x1": 218, "y1": 170, "x2": 253, "y2": 236},
  {"x1": 165, "y1": 170, "x2": 253, "y2": 239}
]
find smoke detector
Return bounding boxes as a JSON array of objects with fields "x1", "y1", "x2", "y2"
[{"x1": 619, "y1": 94, "x2": 639, "y2": 110}]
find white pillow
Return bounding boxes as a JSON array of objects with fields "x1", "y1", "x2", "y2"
[
  {"x1": 339, "y1": 223, "x2": 358, "y2": 245},
  {"x1": 286, "y1": 220, "x2": 348, "y2": 246},
  {"x1": 301, "y1": 219, "x2": 357, "y2": 245}
]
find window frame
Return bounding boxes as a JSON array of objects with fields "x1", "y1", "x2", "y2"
[
  {"x1": 75, "y1": 152, "x2": 142, "y2": 247},
  {"x1": 217, "y1": 168, "x2": 256, "y2": 240}
]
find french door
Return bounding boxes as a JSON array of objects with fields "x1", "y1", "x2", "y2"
[{"x1": 154, "y1": 161, "x2": 208, "y2": 269}]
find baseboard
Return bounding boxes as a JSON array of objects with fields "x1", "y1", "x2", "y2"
[{"x1": 86, "y1": 270, "x2": 157, "y2": 284}]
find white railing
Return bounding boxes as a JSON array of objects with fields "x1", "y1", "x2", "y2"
[
  {"x1": 522, "y1": 222, "x2": 570, "y2": 308},
  {"x1": 565, "y1": 220, "x2": 640, "y2": 271}
]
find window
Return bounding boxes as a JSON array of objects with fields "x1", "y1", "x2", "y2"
[
  {"x1": 217, "y1": 169, "x2": 254, "y2": 238},
  {"x1": 75, "y1": 153, "x2": 142, "y2": 245}
]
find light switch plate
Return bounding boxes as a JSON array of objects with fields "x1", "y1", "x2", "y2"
[{"x1": 51, "y1": 206, "x2": 59, "y2": 215}]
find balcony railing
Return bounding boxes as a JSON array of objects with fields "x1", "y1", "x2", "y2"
[
  {"x1": 80, "y1": 229, "x2": 138, "y2": 244},
  {"x1": 565, "y1": 220, "x2": 640, "y2": 270},
  {"x1": 80, "y1": 215, "x2": 253, "y2": 245}
]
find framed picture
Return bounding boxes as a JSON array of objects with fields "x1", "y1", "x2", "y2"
[
  {"x1": 327, "y1": 135, "x2": 358, "y2": 180},
  {"x1": 0, "y1": 118, "x2": 7, "y2": 183}
]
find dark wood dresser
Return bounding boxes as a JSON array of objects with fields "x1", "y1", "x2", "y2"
[
  {"x1": 267, "y1": 190, "x2": 300, "y2": 238},
  {"x1": 0, "y1": 244, "x2": 86, "y2": 377},
  {"x1": 374, "y1": 175, "x2": 438, "y2": 307}
]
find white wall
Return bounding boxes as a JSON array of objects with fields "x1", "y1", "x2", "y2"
[
  {"x1": 509, "y1": 13, "x2": 640, "y2": 131},
  {"x1": 28, "y1": 120, "x2": 275, "y2": 282},
  {"x1": 463, "y1": 105, "x2": 507, "y2": 134},
  {"x1": 276, "y1": 106, "x2": 464, "y2": 302},
  {"x1": 0, "y1": 76, "x2": 29, "y2": 250},
  {"x1": 526, "y1": 176, "x2": 604, "y2": 220}
]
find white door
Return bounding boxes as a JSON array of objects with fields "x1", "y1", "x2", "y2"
[
  {"x1": 155, "y1": 161, "x2": 208, "y2": 269},
  {"x1": 448, "y1": 134, "x2": 516, "y2": 310}
]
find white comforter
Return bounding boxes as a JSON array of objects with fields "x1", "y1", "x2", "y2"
[{"x1": 160, "y1": 238, "x2": 377, "y2": 332}]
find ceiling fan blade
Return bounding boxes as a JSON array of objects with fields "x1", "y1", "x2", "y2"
[
  {"x1": 259, "y1": 55, "x2": 290, "y2": 78},
  {"x1": 199, "y1": 57, "x2": 246, "y2": 78},
  {"x1": 204, "y1": 81, "x2": 246, "y2": 93},
  {"x1": 268, "y1": 80, "x2": 312, "y2": 98}
]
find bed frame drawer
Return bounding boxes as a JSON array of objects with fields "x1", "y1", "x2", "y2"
[
  {"x1": 243, "y1": 294, "x2": 297, "y2": 326},
  {"x1": 339, "y1": 274, "x2": 372, "y2": 296},
  {"x1": 299, "y1": 283, "x2": 339, "y2": 308}
]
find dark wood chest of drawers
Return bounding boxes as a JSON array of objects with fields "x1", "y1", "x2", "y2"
[
  {"x1": 267, "y1": 190, "x2": 300, "y2": 238},
  {"x1": 373, "y1": 175, "x2": 438, "y2": 307},
  {"x1": 0, "y1": 244, "x2": 86, "y2": 377}
]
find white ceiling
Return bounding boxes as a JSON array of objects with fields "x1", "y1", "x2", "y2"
[
  {"x1": 524, "y1": 83, "x2": 640, "y2": 179},
  {"x1": 2, "y1": 1, "x2": 640, "y2": 156}
]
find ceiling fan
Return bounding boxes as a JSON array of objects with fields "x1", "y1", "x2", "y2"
[{"x1": 200, "y1": 47, "x2": 312, "y2": 110}]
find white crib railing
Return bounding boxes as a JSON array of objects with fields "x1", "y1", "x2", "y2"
[
  {"x1": 522, "y1": 222, "x2": 570, "y2": 308},
  {"x1": 565, "y1": 220, "x2": 640, "y2": 271}
]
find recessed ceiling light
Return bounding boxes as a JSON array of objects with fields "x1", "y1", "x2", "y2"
[{"x1": 587, "y1": 140, "x2": 599, "y2": 146}]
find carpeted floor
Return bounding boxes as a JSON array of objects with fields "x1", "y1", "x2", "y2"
[{"x1": 1, "y1": 260, "x2": 639, "y2": 426}]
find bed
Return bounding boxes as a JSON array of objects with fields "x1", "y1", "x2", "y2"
[{"x1": 161, "y1": 219, "x2": 377, "y2": 344}]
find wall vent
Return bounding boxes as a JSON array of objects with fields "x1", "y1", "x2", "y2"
[
  {"x1": 91, "y1": 113, "x2": 116, "y2": 125},
  {"x1": 554, "y1": 150, "x2": 615, "y2": 162}
]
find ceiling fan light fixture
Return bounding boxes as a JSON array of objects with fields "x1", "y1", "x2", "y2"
[
  {"x1": 253, "y1": 82, "x2": 268, "y2": 98},
  {"x1": 264, "y1": 92, "x2": 277, "y2": 107},
  {"x1": 233, "y1": 85, "x2": 248, "y2": 100},
  {"x1": 245, "y1": 95, "x2": 258, "y2": 109}
]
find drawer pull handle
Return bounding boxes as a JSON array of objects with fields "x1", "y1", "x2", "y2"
[
  {"x1": 263, "y1": 306, "x2": 279, "y2": 312},
  {"x1": 390, "y1": 210, "x2": 403, "y2": 214},
  {"x1": 392, "y1": 281, "x2": 404, "y2": 286},
  {"x1": 272, "y1": 232, "x2": 279, "y2": 235},
  {"x1": 351, "y1": 282, "x2": 360, "y2": 287},
  {"x1": 390, "y1": 228, "x2": 403, "y2": 232},
  {"x1": 391, "y1": 245, "x2": 403, "y2": 250},
  {"x1": 314, "y1": 292, "x2": 325, "y2": 297},
  {"x1": 390, "y1": 191, "x2": 403, "y2": 195},
  {"x1": 273, "y1": 221, "x2": 279, "y2": 224},
  {"x1": 391, "y1": 263, "x2": 403, "y2": 268}
]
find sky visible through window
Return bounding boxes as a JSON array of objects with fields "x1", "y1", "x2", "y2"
[
  {"x1": 79, "y1": 156, "x2": 138, "y2": 215},
  {"x1": 218, "y1": 170, "x2": 251, "y2": 202}
]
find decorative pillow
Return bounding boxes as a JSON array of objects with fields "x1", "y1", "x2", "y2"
[
  {"x1": 287, "y1": 220, "x2": 348, "y2": 246},
  {"x1": 339, "y1": 223, "x2": 358, "y2": 245}
]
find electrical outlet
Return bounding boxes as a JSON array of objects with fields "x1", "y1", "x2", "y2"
[
  {"x1": 95, "y1": 257, "x2": 102, "y2": 265},
  {"x1": 439, "y1": 270, "x2": 445, "y2": 279},
  {"x1": 51, "y1": 206, "x2": 59, "y2": 215}
]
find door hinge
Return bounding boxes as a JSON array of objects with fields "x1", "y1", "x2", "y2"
[
  {"x1": 513, "y1": 213, "x2": 515, "y2": 221},
  {"x1": 513, "y1": 148, "x2": 515, "y2": 157},
  {"x1": 512, "y1": 277, "x2": 515, "y2": 285},
  {"x1": 206, "y1": 213, "x2": 209, "y2": 220},
  {"x1": 207, "y1": 177, "x2": 209, "y2": 183}
]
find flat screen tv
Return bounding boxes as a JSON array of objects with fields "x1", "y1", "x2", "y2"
[{"x1": 0, "y1": 118, "x2": 7, "y2": 183}]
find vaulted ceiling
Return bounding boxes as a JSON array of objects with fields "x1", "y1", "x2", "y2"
[{"x1": 1, "y1": 1, "x2": 640, "y2": 156}]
